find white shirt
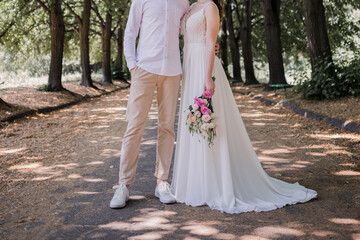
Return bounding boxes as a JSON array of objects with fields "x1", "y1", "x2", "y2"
[{"x1": 124, "y1": 0, "x2": 189, "y2": 76}]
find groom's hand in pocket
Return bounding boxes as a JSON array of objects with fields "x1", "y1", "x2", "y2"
[{"x1": 130, "y1": 67, "x2": 136, "y2": 77}]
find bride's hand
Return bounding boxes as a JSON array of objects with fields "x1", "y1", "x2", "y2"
[{"x1": 204, "y1": 78, "x2": 215, "y2": 95}]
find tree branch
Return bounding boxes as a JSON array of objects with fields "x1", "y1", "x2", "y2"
[
  {"x1": 90, "y1": 28, "x2": 102, "y2": 36},
  {"x1": 111, "y1": 18, "x2": 122, "y2": 36},
  {"x1": 0, "y1": 0, "x2": 31, "y2": 39},
  {"x1": 24, "y1": 5, "x2": 42, "y2": 15},
  {"x1": 64, "y1": 2, "x2": 82, "y2": 23},
  {"x1": 91, "y1": 0, "x2": 104, "y2": 26},
  {"x1": 65, "y1": 23, "x2": 79, "y2": 34},
  {"x1": 252, "y1": 17, "x2": 264, "y2": 27},
  {"x1": 233, "y1": 0, "x2": 243, "y2": 25},
  {"x1": 34, "y1": 0, "x2": 50, "y2": 13}
]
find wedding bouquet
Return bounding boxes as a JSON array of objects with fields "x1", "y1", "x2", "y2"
[{"x1": 186, "y1": 90, "x2": 216, "y2": 147}]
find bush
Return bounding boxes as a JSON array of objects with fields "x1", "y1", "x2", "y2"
[
  {"x1": 294, "y1": 56, "x2": 360, "y2": 99},
  {"x1": 37, "y1": 84, "x2": 59, "y2": 92},
  {"x1": 112, "y1": 66, "x2": 130, "y2": 81},
  {"x1": 338, "y1": 58, "x2": 360, "y2": 97}
]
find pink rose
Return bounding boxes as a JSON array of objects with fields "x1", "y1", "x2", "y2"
[
  {"x1": 203, "y1": 91, "x2": 212, "y2": 99},
  {"x1": 195, "y1": 98, "x2": 206, "y2": 107},
  {"x1": 192, "y1": 103, "x2": 199, "y2": 111},
  {"x1": 201, "y1": 106, "x2": 211, "y2": 115}
]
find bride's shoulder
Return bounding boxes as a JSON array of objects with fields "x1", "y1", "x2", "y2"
[
  {"x1": 204, "y1": 1, "x2": 219, "y2": 12},
  {"x1": 204, "y1": 2, "x2": 220, "y2": 19}
]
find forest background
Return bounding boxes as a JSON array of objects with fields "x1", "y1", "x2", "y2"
[{"x1": 0, "y1": 0, "x2": 359, "y2": 100}]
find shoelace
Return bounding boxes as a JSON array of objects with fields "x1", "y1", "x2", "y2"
[
  {"x1": 113, "y1": 184, "x2": 125, "y2": 196},
  {"x1": 159, "y1": 182, "x2": 172, "y2": 193}
]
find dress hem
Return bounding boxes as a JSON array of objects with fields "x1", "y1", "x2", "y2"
[{"x1": 174, "y1": 190, "x2": 318, "y2": 214}]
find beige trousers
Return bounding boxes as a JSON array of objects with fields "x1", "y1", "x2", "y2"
[{"x1": 119, "y1": 66, "x2": 181, "y2": 185}]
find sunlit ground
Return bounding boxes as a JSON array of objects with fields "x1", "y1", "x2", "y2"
[{"x1": 0, "y1": 89, "x2": 359, "y2": 239}]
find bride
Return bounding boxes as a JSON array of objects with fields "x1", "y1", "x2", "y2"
[{"x1": 171, "y1": 0, "x2": 317, "y2": 214}]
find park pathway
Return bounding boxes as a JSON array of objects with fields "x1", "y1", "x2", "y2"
[{"x1": 0, "y1": 88, "x2": 359, "y2": 240}]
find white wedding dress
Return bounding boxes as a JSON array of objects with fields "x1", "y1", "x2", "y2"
[{"x1": 171, "y1": 3, "x2": 317, "y2": 214}]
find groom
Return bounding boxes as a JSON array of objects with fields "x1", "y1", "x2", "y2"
[{"x1": 110, "y1": 0, "x2": 190, "y2": 208}]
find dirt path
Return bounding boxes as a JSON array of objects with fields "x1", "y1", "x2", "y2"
[{"x1": 0, "y1": 89, "x2": 359, "y2": 240}]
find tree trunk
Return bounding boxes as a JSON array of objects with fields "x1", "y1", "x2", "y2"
[
  {"x1": 0, "y1": 98, "x2": 11, "y2": 109},
  {"x1": 79, "y1": 0, "x2": 94, "y2": 87},
  {"x1": 219, "y1": 19, "x2": 229, "y2": 78},
  {"x1": 115, "y1": 26, "x2": 124, "y2": 70},
  {"x1": 102, "y1": 11, "x2": 112, "y2": 83},
  {"x1": 225, "y1": 2, "x2": 242, "y2": 82},
  {"x1": 261, "y1": 0, "x2": 287, "y2": 85},
  {"x1": 241, "y1": 0, "x2": 259, "y2": 85},
  {"x1": 302, "y1": 0, "x2": 334, "y2": 71},
  {"x1": 48, "y1": 0, "x2": 65, "y2": 91}
]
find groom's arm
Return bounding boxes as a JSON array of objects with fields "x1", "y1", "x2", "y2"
[
  {"x1": 124, "y1": 0, "x2": 143, "y2": 72},
  {"x1": 179, "y1": 0, "x2": 190, "y2": 34}
]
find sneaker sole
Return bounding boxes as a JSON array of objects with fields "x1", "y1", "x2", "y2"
[
  {"x1": 110, "y1": 203, "x2": 126, "y2": 209},
  {"x1": 110, "y1": 197, "x2": 129, "y2": 209}
]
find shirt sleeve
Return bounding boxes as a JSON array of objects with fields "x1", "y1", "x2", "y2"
[
  {"x1": 185, "y1": 0, "x2": 190, "y2": 10},
  {"x1": 180, "y1": 0, "x2": 190, "y2": 34},
  {"x1": 124, "y1": 0, "x2": 143, "y2": 71}
]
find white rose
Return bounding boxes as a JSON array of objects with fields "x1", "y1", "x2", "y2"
[
  {"x1": 192, "y1": 103, "x2": 199, "y2": 110},
  {"x1": 202, "y1": 114, "x2": 211, "y2": 122},
  {"x1": 195, "y1": 111, "x2": 201, "y2": 118},
  {"x1": 208, "y1": 123, "x2": 216, "y2": 129},
  {"x1": 201, "y1": 123, "x2": 209, "y2": 131},
  {"x1": 186, "y1": 109, "x2": 191, "y2": 115}
]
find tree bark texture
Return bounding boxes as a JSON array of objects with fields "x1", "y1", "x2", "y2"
[
  {"x1": 225, "y1": 1, "x2": 242, "y2": 82},
  {"x1": 302, "y1": 0, "x2": 333, "y2": 71},
  {"x1": 48, "y1": 0, "x2": 65, "y2": 91},
  {"x1": 261, "y1": 0, "x2": 287, "y2": 85},
  {"x1": 241, "y1": 0, "x2": 259, "y2": 85},
  {"x1": 79, "y1": 0, "x2": 94, "y2": 87},
  {"x1": 219, "y1": 19, "x2": 229, "y2": 78},
  {"x1": 115, "y1": 26, "x2": 124, "y2": 70},
  {"x1": 102, "y1": 11, "x2": 112, "y2": 83}
]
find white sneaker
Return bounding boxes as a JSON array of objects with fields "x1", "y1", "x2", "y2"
[
  {"x1": 155, "y1": 181, "x2": 176, "y2": 204},
  {"x1": 110, "y1": 184, "x2": 129, "y2": 209}
]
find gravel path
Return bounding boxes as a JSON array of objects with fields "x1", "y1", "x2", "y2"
[{"x1": 0, "y1": 89, "x2": 359, "y2": 240}]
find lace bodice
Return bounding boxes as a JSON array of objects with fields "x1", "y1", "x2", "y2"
[
  {"x1": 182, "y1": 2, "x2": 218, "y2": 45},
  {"x1": 182, "y1": 8, "x2": 206, "y2": 44}
]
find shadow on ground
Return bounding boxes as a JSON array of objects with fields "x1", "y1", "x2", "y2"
[{"x1": 0, "y1": 90, "x2": 359, "y2": 239}]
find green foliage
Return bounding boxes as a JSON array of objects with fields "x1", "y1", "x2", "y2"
[
  {"x1": 0, "y1": 0, "x2": 359, "y2": 98},
  {"x1": 37, "y1": 83, "x2": 59, "y2": 92},
  {"x1": 294, "y1": 56, "x2": 360, "y2": 99},
  {"x1": 337, "y1": 58, "x2": 360, "y2": 97},
  {"x1": 280, "y1": 0, "x2": 308, "y2": 60},
  {"x1": 0, "y1": 46, "x2": 50, "y2": 77},
  {"x1": 324, "y1": 1, "x2": 360, "y2": 53}
]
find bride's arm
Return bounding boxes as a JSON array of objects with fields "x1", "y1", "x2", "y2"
[{"x1": 204, "y1": 4, "x2": 220, "y2": 95}]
